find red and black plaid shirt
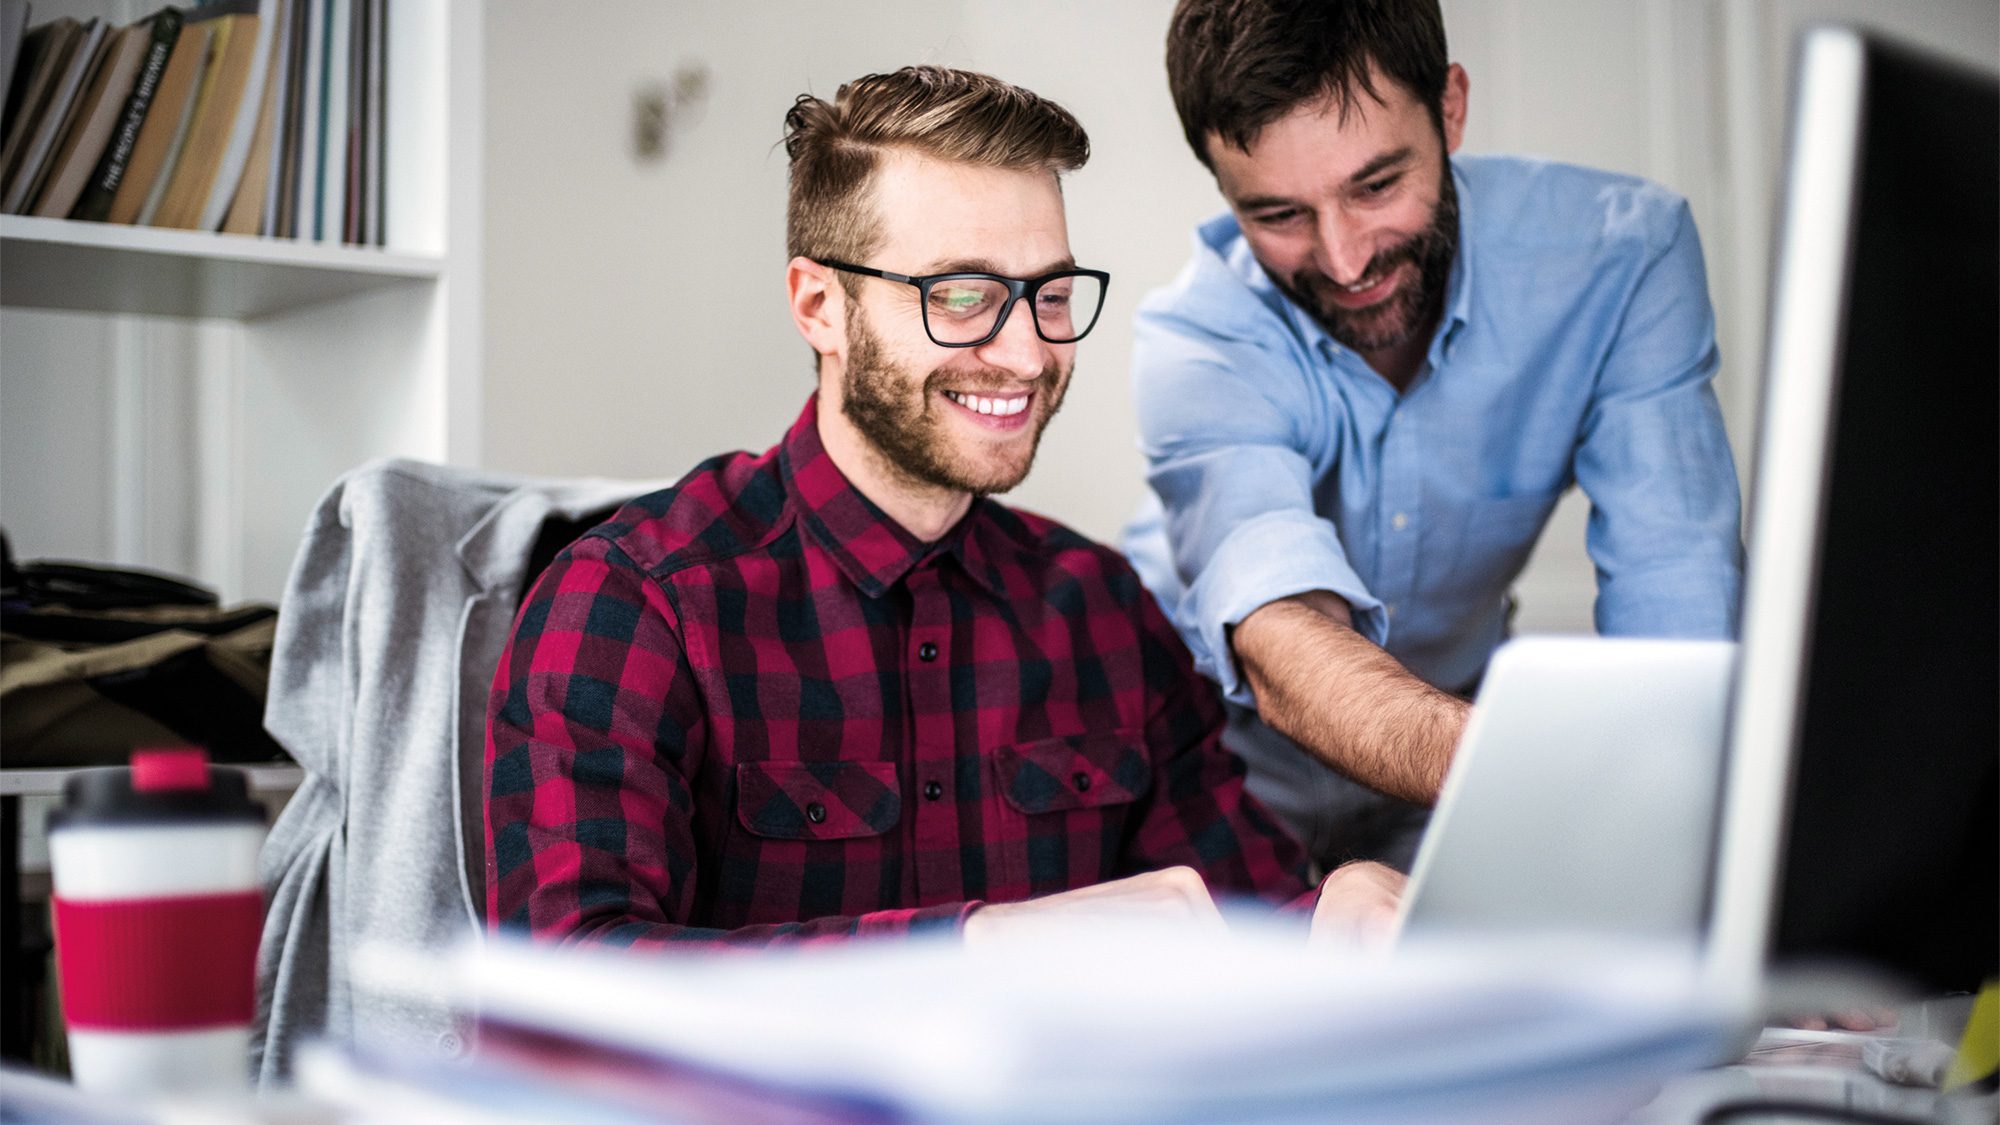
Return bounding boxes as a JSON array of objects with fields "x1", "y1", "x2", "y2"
[{"x1": 484, "y1": 398, "x2": 1313, "y2": 946}]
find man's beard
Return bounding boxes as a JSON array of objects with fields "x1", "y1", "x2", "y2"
[
  {"x1": 839, "y1": 303, "x2": 1069, "y2": 498},
  {"x1": 1278, "y1": 165, "x2": 1460, "y2": 354}
]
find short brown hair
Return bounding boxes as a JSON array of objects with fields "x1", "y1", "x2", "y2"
[
  {"x1": 1166, "y1": 0, "x2": 1449, "y2": 170},
  {"x1": 783, "y1": 66, "x2": 1090, "y2": 273}
]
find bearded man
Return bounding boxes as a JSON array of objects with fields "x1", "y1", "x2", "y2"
[
  {"x1": 484, "y1": 65, "x2": 1404, "y2": 948},
  {"x1": 1123, "y1": 0, "x2": 1744, "y2": 871}
]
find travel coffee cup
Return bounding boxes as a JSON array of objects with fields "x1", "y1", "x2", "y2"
[{"x1": 48, "y1": 747, "x2": 267, "y2": 1095}]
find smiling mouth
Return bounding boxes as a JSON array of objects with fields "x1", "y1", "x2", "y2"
[
  {"x1": 1318, "y1": 262, "x2": 1409, "y2": 310},
  {"x1": 942, "y1": 390, "x2": 1030, "y2": 417}
]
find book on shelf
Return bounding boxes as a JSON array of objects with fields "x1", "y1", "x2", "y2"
[
  {"x1": 292, "y1": 0, "x2": 323, "y2": 239},
  {"x1": 268, "y1": 0, "x2": 383, "y2": 245},
  {"x1": 149, "y1": 0, "x2": 259, "y2": 229},
  {"x1": 271, "y1": 0, "x2": 302, "y2": 236},
  {"x1": 107, "y1": 10, "x2": 207, "y2": 225},
  {"x1": 0, "y1": 16, "x2": 105, "y2": 213},
  {"x1": 1, "y1": 18, "x2": 70, "y2": 198},
  {"x1": 0, "y1": 1, "x2": 29, "y2": 128},
  {"x1": 0, "y1": 0, "x2": 389, "y2": 243},
  {"x1": 219, "y1": 7, "x2": 276, "y2": 234},
  {"x1": 193, "y1": 0, "x2": 279, "y2": 230},
  {"x1": 71, "y1": 8, "x2": 182, "y2": 223},
  {"x1": 254, "y1": 0, "x2": 289, "y2": 231},
  {"x1": 130, "y1": 7, "x2": 222, "y2": 224},
  {"x1": 317, "y1": 0, "x2": 349, "y2": 242},
  {"x1": 11, "y1": 18, "x2": 111, "y2": 211},
  {"x1": 359, "y1": 0, "x2": 381, "y2": 244},
  {"x1": 2, "y1": 16, "x2": 75, "y2": 178},
  {"x1": 31, "y1": 22, "x2": 148, "y2": 217}
]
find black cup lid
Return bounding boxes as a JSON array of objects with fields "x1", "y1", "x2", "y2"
[{"x1": 48, "y1": 748, "x2": 265, "y2": 830}]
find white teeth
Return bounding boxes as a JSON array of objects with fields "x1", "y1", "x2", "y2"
[{"x1": 946, "y1": 391, "x2": 1028, "y2": 416}]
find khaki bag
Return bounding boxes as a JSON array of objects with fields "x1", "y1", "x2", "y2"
[{"x1": 1, "y1": 547, "x2": 288, "y2": 768}]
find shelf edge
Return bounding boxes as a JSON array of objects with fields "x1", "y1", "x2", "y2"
[{"x1": 1, "y1": 215, "x2": 443, "y2": 279}]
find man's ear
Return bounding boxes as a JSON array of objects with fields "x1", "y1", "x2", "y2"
[
  {"x1": 1441, "y1": 63, "x2": 1469, "y2": 155},
  {"x1": 788, "y1": 257, "x2": 846, "y2": 361}
]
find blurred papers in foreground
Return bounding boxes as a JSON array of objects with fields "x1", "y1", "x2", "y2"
[{"x1": 310, "y1": 923, "x2": 1730, "y2": 1125}]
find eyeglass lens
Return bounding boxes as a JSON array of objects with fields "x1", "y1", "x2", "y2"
[{"x1": 923, "y1": 274, "x2": 1104, "y2": 344}]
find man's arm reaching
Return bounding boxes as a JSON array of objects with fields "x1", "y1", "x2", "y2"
[{"x1": 1231, "y1": 589, "x2": 1467, "y2": 805}]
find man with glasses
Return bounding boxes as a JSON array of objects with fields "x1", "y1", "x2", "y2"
[
  {"x1": 484, "y1": 66, "x2": 1403, "y2": 949},
  {"x1": 1124, "y1": 0, "x2": 1744, "y2": 871}
]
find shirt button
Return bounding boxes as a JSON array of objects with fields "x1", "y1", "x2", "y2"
[
  {"x1": 1386, "y1": 603, "x2": 1399, "y2": 619},
  {"x1": 806, "y1": 802, "x2": 827, "y2": 824},
  {"x1": 923, "y1": 780, "x2": 943, "y2": 801},
  {"x1": 1072, "y1": 772, "x2": 1091, "y2": 792},
  {"x1": 918, "y1": 641, "x2": 938, "y2": 662},
  {"x1": 1392, "y1": 512, "x2": 1409, "y2": 530}
]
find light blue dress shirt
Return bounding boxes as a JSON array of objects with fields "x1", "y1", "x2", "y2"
[{"x1": 1126, "y1": 153, "x2": 1743, "y2": 705}]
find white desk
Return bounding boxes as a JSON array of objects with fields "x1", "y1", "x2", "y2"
[{"x1": 1, "y1": 765, "x2": 304, "y2": 796}]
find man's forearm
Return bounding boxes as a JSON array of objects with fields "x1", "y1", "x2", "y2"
[{"x1": 1231, "y1": 591, "x2": 1467, "y2": 804}]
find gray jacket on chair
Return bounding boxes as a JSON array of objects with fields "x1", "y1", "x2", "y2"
[{"x1": 251, "y1": 458, "x2": 666, "y2": 1084}]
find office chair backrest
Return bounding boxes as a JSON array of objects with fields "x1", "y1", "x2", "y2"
[{"x1": 252, "y1": 459, "x2": 669, "y2": 1085}]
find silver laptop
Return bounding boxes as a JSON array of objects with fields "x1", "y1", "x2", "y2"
[{"x1": 1394, "y1": 635, "x2": 1737, "y2": 943}]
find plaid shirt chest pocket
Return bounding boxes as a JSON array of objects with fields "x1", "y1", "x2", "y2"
[
  {"x1": 991, "y1": 729, "x2": 1152, "y2": 897},
  {"x1": 734, "y1": 761, "x2": 903, "y2": 840},
  {"x1": 720, "y1": 760, "x2": 902, "y2": 926}
]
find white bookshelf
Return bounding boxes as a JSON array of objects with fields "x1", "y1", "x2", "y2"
[
  {"x1": 0, "y1": 0, "x2": 484, "y2": 605},
  {"x1": 0, "y1": 215, "x2": 442, "y2": 318}
]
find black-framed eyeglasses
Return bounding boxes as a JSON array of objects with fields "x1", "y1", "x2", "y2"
[{"x1": 816, "y1": 260, "x2": 1110, "y2": 348}]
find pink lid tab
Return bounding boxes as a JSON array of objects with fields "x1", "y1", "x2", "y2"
[{"x1": 130, "y1": 747, "x2": 211, "y2": 792}]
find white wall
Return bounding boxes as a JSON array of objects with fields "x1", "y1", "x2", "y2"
[
  {"x1": 481, "y1": 0, "x2": 1987, "y2": 636},
  {"x1": 480, "y1": 1, "x2": 1229, "y2": 544},
  {"x1": 1473, "y1": 0, "x2": 1997, "y2": 630}
]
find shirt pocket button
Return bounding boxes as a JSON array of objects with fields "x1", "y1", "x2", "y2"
[
  {"x1": 1073, "y1": 772, "x2": 1091, "y2": 792},
  {"x1": 806, "y1": 802, "x2": 827, "y2": 824}
]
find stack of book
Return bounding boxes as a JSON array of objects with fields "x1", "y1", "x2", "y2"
[{"x1": 0, "y1": 0, "x2": 388, "y2": 243}]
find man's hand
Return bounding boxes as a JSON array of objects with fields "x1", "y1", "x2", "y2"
[
  {"x1": 1308, "y1": 860, "x2": 1407, "y2": 950},
  {"x1": 961, "y1": 866, "x2": 1226, "y2": 945},
  {"x1": 1232, "y1": 590, "x2": 1469, "y2": 804}
]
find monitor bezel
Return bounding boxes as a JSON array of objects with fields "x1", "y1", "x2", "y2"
[{"x1": 1702, "y1": 25, "x2": 1866, "y2": 1022}]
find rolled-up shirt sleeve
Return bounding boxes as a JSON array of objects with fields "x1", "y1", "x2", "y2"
[
  {"x1": 1575, "y1": 202, "x2": 1743, "y2": 639},
  {"x1": 1133, "y1": 298, "x2": 1386, "y2": 705}
]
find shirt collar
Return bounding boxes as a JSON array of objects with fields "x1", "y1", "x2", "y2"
[
  {"x1": 1432, "y1": 158, "x2": 1475, "y2": 360},
  {"x1": 778, "y1": 396, "x2": 1005, "y2": 599}
]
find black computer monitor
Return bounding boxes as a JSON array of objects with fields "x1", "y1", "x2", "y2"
[{"x1": 1709, "y1": 26, "x2": 1997, "y2": 1005}]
